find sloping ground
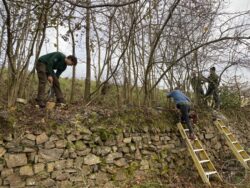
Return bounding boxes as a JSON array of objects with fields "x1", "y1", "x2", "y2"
[{"x1": 0, "y1": 104, "x2": 249, "y2": 187}]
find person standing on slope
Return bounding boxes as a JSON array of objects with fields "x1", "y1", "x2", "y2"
[{"x1": 204, "y1": 67, "x2": 220, "y2": 110}]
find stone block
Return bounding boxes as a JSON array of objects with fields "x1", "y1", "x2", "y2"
[
  {"x1": 36, "y1": 133, "x2": 49, "y2": 144},
  {"x1": 84, "y1": 154, "x2": 101, "y2": 165},
  {"x1": 5, "y1": 154, "x2": 27, "y2": 168},
  {"x1": 20, "y1": 165, "x2": 34, "y2": 176},
  {"x1": 34, "y1": 163, "x2": 45, "y2": 174}
]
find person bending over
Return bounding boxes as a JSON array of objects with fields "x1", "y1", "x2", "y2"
[
  {"x1": 36, "y1": 52, "x2": 77, "y2": 108},
  {"x1": 167, "y1": 87, "x2": 196, "y2": 140}
]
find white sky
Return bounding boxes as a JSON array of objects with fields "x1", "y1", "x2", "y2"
[
  {"x1": 223, "y1": 0, "x2": 250, "y2": 85},
  {"x1": 39, "y1": 0, "x2": 250, "y2": 86},
  {"x1": 225, "y1": 0, "x2": 250, "y2": 11}
]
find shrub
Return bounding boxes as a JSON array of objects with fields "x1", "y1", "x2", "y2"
[{"x1": 220, "y1": 87, "x2": 241, "y2": 108}]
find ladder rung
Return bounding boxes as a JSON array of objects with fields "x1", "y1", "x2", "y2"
[
  {"x1": 243, "y1": 158, "x2": 250, "y2": 162},
  {"x1": 232, "y1": 141, "x2": 238, "y2": 144},
  {"x1": 221, "y1": 125, "x2": 226, "y2": 128},
  {"x1": 205, "y1": 171, "x2": 217, "y2": 176},
  {"x1": 194, "y1": 149, "x2": 204, "y2": 152},
  {"x1": 199, "y1": 160, "x2": 210, "y2": 164},
  {"x1": 226, "y1": 133, "x2": 232, "y2": 136},
  {"x1": 184, "y1": 129, "x2": 189, "y2": 132},
  {"x1": 238, "y1": 150, "x2": 244, "y2": 153}
]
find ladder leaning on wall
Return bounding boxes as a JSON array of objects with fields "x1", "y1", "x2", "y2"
[
  {"x1": 213, "y1": 119, "x2": 250, "y2": 170},
  {"x1": 177, "y1": 123, "x2": 222, "y2": 186}
]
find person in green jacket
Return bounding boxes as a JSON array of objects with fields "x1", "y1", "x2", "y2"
[
  {"x1": 36, "y1": 52, "x2": 77, "y2": 108},
  {"x1": 204, "y1": 67, "x2": 220, "y2": 110}
]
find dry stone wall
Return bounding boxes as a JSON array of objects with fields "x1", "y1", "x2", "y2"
[{"x1": 0, "y1": 119, "x2": 249, "y2": 188}]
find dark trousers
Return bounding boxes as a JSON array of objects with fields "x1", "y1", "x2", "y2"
[
  {"x1": 36, "y1": 62, "x2": 64, "y2": 102},
  {"x1": 177, "y1": 103, "x2": 194, "y2": 134},
  {"x1": 205, "y1": 86, "x2": 220, "y2": 109}
]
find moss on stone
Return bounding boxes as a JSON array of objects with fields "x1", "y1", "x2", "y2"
[
  {"x1": 159, "y1": 149, "x2": 168, "y2": 159},
  {"x1": 66, "y1": 141, "x2": 75, "y2": 150},
  {"x1": 75, "y1": 140, "x2": 85, "y2": 150},
  {"x1": 161, "y1": 165, "x2": 169, "y2": 176},
  {"x1": 98, "y1": 128, "x2": 115, "y2": 142},
  {"x1": 0, "y1": 157, "x2": 4, "y2": 164},
  {"x1": 126, "y1": 161, "x2": 139, "y2": 177}
]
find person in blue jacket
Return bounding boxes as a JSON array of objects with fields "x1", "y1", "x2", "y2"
[{"x1": 167, "y1": 87, "x2": 196, "y2": 140}]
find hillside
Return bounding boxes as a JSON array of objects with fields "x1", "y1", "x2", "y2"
[
  {"x1": 1, "y1": 0, "x2": 250, "y2": 187},
  {"x1": 0, "y1": 103, "x2": 250, "y2": 187}
]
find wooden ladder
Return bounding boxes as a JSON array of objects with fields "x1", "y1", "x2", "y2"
[
  {"x1": 214, "y1": 119, "x2": 250, "y2": 170},
  {"x1": 177, "y1": 123, "x2": 222, "y2": 186}
]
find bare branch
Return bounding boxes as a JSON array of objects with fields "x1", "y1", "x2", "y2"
[
  {"x1": 64, "y1": 0, "x2": 140, "y2": 9},
  {"x1": 150, "y1": 35, "x2": 250, "y2": 92}
]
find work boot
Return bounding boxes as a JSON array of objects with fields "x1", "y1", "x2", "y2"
[
  {"x1": 56, "y1": 98, "x2": 64, "y2": 103},
  {"x1": 56, "y1": 98, "x2": 66, "y2": 107}
]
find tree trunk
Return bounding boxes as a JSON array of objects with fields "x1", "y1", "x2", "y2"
[
  {"x1": 69, "y1": 10, "x2": 76, "y2": 103},
  {"x1": 0, "y1": 54, "x2": 7, "y2": 80},
  {"x1": 91, "y1": 13, "x2": 101, "y2": 88},
  {"x1": 84, "y1": 1, "x2": 91, "y2": 102},
  {"x1": 3, "y1": 0, "x2": 17, "y2": 107},
  {"x1": 143, "y1": 0, "x2": 181, "y2": 105}
]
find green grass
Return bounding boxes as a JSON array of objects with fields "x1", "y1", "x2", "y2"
[{"x1": 0, "y1": 68, "x2": 169, "y2": 108}]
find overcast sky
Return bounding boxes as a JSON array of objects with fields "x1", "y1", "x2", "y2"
[
  {"x1": 226, "y1": 0, "x2": 250, "y2": 11},
  {"x1": 38, "y1": 0, "x2": 250, "y2": 85},
  {"x1": 224, "y1": 0, "x2": 250, "y2": 85}
]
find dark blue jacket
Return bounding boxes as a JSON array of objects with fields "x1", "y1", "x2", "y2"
[{"x1": 167, "y1": 90, "x2": 190, "y2": 105}]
